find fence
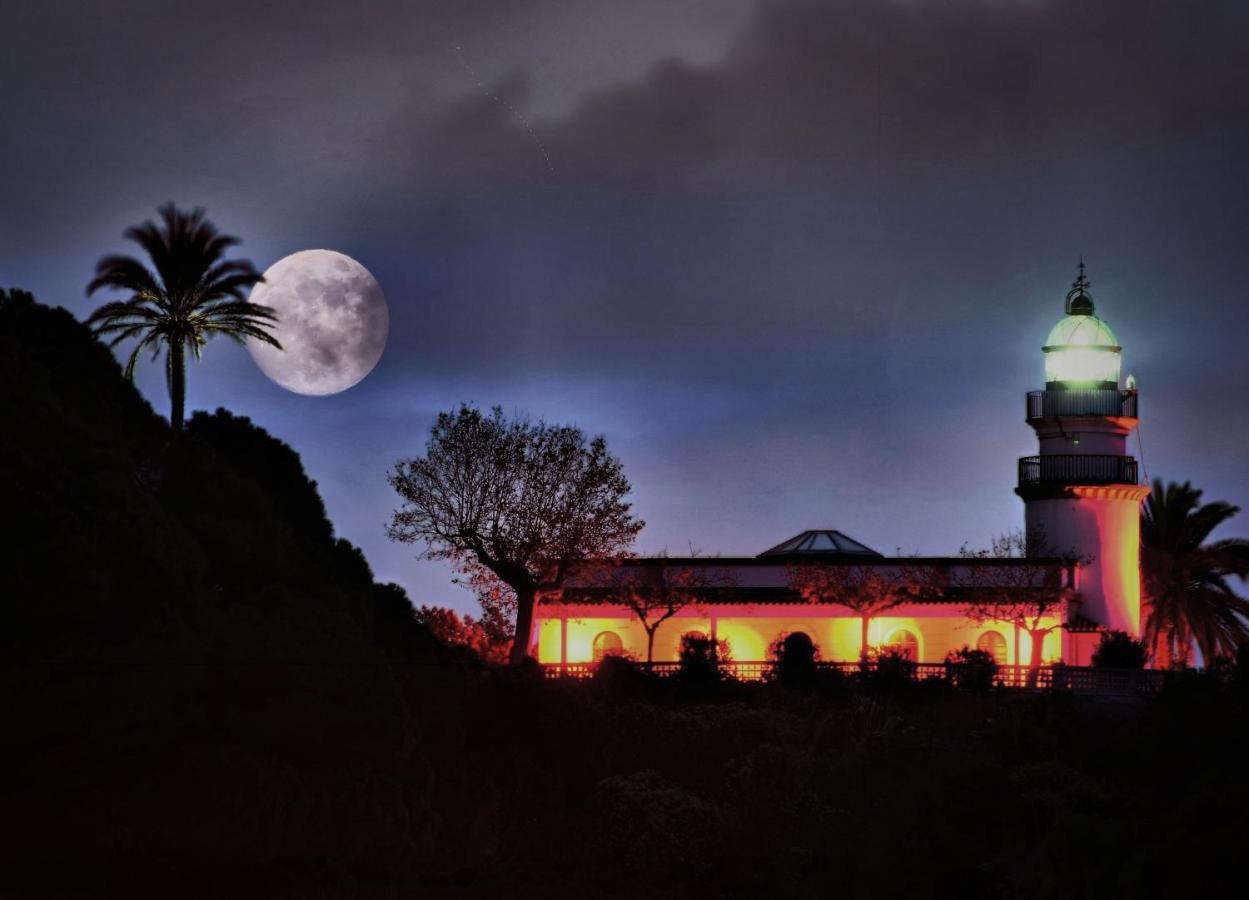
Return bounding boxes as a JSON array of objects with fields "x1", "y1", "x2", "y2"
[
  {"x1": 1017, "y1": 454, "x2": 1139, "y2": 488},
  {"x1": 541, "y1": 660, "x2": 1166, "y2": 695},
  {"x1": 1026, "y1": 389, "x2": 1138, "y2": 420}
]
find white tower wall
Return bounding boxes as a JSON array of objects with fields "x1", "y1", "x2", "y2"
[
  {"x1": 1017, "y1": 267, "x2": 1149, "y2": 644},
  {"x1": 1025, "y1": 489, "x2": 1146, "y2": 634}
]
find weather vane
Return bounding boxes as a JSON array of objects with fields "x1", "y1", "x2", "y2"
[{"x1": 1074, "y1": 254, "x2": 1090, "y2": 294}]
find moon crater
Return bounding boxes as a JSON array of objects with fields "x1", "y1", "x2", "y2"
[{"x1": 248, "y1": 249, "x2": 388, "y2": 396}]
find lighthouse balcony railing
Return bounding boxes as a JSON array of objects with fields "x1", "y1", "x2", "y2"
[
  {"x1": 1026, "y1": 389, "x2": 1137, "y2": 420},
  {"x1": 1018, "y1": 454, "x2": 1139, "y2": 488}
]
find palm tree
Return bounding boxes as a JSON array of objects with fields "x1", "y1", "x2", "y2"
[
  {"x1": 86, "y1": 203, "x2": 280, "y2": 432},
  {"x1": 1141, "y1": 478, "x2": 1249, "y2": 667}
]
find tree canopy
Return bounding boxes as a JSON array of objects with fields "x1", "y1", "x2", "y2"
[
  {"x1": 85, "y1": 203, "x2": 280, "y2": 432},
  {"x1": 1142, "y1": 478, "x2": 1249, "y2": 665},
  {"x1": 388, "y1": 404, "x2": 643, "y2": 663}
]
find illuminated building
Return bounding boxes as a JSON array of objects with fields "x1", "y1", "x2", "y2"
[{"x1": 534, "y1": 265, "x2": 1145, "y2": 669}]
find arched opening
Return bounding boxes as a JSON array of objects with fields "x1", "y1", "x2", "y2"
[
  {"x1": 592, "y1": 631, "x2": 624, "y2": 662},
  {"x1": 884, "y1": 628, "x2": 920, "y2": 661},
  {"x1": 976, "y1": 630, "x2": 1008, "y2": 664}
]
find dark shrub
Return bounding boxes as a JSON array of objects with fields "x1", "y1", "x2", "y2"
[
  {"x1": 593, "y1": 771, "x2": 714, "y2": 882},
  {"x1": 1231, "y1": 643, "x2": 1249, "y2": 697},
  {"x1": 676, "y1": 632, "x2": 729, "y2": 688},
  {"x1": 594, "y1": 652, "x2": 650, "y2": 699},
  {"x1": 769, "y1": 631, "x2": 820, "y2": 688},
  {"x1": 869, "y1": 647, "x2": 916, "y2": 690},
  {"x1": 945, "y1": 646, "x2": 998, "y2": 692},
  {"x1": 1092, "y1": 630, "x2": 1149, "y2": 669}
]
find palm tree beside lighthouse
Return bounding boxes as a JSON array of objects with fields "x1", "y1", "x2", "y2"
[
  {"x1": 86, "y1": 203, "x2": 281, "y2": 433},
  {"x1": 1141, "y1": 479, "x2": 1249, "y2": 667}
]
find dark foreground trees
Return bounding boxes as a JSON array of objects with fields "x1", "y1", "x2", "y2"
[
  {"x1": 85, "y1": 203, "x2": 280, "y2": 433},
  {"x1": 2, "y1": 290, "x2": 440, "y2": 893},
  {"x1": 388, "y1": 404, "x2": 643, "y2": 664}
]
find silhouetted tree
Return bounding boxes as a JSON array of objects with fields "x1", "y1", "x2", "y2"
[
  {"x1": 414, "y1": 604, "x2": 512, "y2": 663},
  {"x1": 676, "y1": 631, "x2": 730, "y2": 687},
  {"x1": 770, "y1": 631, "x2": 820, "y2": 687},
  {"x1": 959, "y1": 532, "x2": 1081, "y2": 688},
  {"x1": 387, "y1": 404, "x2": 643, "y2": 664},
  {"x1": 584, "y1": 553, "x2": 738, "y2": 664},
  {"x1": 1092, "y1": 630, "x2": 1149, "y2": 669},
  {"x1": 944, "y1": 646, "x2": 998, "y2": 692},
  {"x1": 85, "y1": 203, "x2": 280, "y2": 432},
  {"x1": 1141, "y1": 479, "x2": 1249, "y2": 667},
  {"x1": 787, "y1": 562, "x2": 933, "y2": 664}
]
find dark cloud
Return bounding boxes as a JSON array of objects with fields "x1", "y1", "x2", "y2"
[{"x1": 3, "y1": 0, "x2": 1248, "y2": 610}]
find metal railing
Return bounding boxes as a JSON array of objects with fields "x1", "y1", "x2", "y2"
[
  {"x1": 1026, "y1": 389, "x2": 1137, "y2": 420},
  {"x1": 542, "y1": 660, "x2": 1165, "y2": 695},
  {"x1": 1017, "y1": 454, "x2": 1138, "y2": 488}
]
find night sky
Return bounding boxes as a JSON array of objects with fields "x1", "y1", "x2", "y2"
[{"x1": 4, "y1": 0, "x2": 1248, "y2": 613}]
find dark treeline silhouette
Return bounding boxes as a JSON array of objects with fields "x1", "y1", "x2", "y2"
[{"x1": 5, "y1": 288, "x2": 1249, "y2": 898}]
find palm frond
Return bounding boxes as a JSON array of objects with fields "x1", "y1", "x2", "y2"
[
  {"x1": 88, "y1": 203, "x2": 282, "y2": 429},
  {"x1": 122, "y1": 330, "x2": 165, "y2": 381},
  {"x1": 191, "y1": 299, "x2": 278, "y2": 321},
  {"x1": 86, "y1": 255, "x2": 162, "y2": 297}
]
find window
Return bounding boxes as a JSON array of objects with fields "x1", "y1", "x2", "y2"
[
  {"x1": 885, "y1": 629, "x2": 919, "y2": 661},
  {"x1": 976, "y1": 630, "x2": 1007, "y2": 664},
  {"x1": 592, "y1": 631, "x2": 624, "y2": 662}
]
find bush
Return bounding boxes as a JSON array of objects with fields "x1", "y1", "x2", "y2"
[
  {"x1": 1092, "y1": 630, "x2": 1149, "y2": 669},
  {"x1": 676, "y1": 632, "x2": 730, "y2": 688},
  {"x1": 868, "y1": 647, "x2": 916, "y2": 690},
  {"x1": 592, "y1": 771, "x2": 715, "y2": 882},
  {"x1": 594, "y1": 652, "x2": 650, "y2": 698},
  {"x1": 769, "y1": 631, "x2": 820, "y2": 688},
  {"x1": 945, "y1": 646, "x2": 998, "y2": 692}
]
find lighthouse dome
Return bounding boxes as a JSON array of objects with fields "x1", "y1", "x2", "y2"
[
  {"x1": 1043, "y1": 314, "x2": 1121, "y2": 387},
  {"x1": 1044, "y1": 314, "x2": 1119, "y2": 351}
]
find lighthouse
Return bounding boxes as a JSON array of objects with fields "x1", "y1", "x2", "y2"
[{"x1": 1016, "y1": 264, "x2": 1150, "y2": 647}]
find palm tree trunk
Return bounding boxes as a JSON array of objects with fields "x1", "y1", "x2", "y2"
[{"x1": 168, "y1": 340, "x2": 186, "y2": 433}]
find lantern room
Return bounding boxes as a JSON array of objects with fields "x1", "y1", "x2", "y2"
[{"x1": 1042, "y1": 268, "x2": 1121, "y2": 389}]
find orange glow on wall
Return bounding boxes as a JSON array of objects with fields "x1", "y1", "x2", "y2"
[{"x1": 534, "y1": 609, "x2": 1067, "y2": 665}]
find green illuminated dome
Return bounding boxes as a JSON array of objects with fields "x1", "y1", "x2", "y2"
[
  {"x1": 1042, "y1": 269, "x2": 1122, "y2": 387},
  {"x1": 1044, "y1": 314, "x2": 1119, "y2": 350}
]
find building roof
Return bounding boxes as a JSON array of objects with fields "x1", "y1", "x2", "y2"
[
  {"x1": 552, "y1": 583, "x2": 1070, "y2": 607},
  {"x1": 758, "y1": 529, "x2": 882, "y2": 558}
]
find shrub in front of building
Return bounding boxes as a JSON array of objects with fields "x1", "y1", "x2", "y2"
[
  {"x1": 867, "y1": 646, "x2": 917, "y2": 691},
  {"x1": 675, "y1": 632, "x2": 731, "y2": 689},
  {"x1": 944, "y1": 646, "x2": 999, "y2": 692},
  {"x1": 1092, "y1": 630, "x2": 1149, "y2": 669},
  {"x1": 768, "y1": 631, "x2": 820, "y2": 689}
]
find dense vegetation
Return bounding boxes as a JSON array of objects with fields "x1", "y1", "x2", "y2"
[{"x1": 4, "y1": 288, "x2": 1249, "y2": 899}]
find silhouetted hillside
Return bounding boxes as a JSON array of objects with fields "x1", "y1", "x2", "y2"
[{"x1": 0, "y1": 289, "x2": 447, "y2": 895}]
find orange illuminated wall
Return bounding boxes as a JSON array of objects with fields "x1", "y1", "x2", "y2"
[{"x1": 533, "y1": 607, "x2": 1065, "y2": 666}]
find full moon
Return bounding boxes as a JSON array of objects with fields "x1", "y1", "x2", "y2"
[{"x1": 248, "y1": 249, "x2": 388, "y2": 396}]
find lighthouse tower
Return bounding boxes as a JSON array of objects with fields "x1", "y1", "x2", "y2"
[{"x1": 1016, "y1": 264, "x2": 1150, "y2": 646}]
